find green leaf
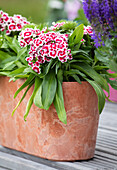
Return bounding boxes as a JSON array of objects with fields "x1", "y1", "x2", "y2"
[
  {"x1": 61, "y1": 21, "x2": 77, "y2": 31},
  {"x1": 109, "y1": 60, "x2": 117, "y2": 72},
  {"x1": 95, "y1": 49, "x2": 109, "y2": 63},
  {"x1": 34, "y1": 79, "x2": 43, "y2": 109},
  {"x1": 17, "y1": 46, "x2": 27, "y2": 60},
  {"x1": 74, "y1": 8, "x2": 88, "y2": 26},
  {"x1": 69, "y1": 24, "x2": 84, "y2": 49},
  {"x1": 14, "y1": 60, "x2": 24, "y2": 68},
  {"x1": 0, "y1": 57, "x2": 16, "y2": 69},
  {"x1": 71, "y1": 50, "x2": 93, "y2": 62},
  {"x1": 9, "y1": 67, "x2": 26, "y2": 77},
  {"x1": 64, "y1": 69, "x2": 86, "y2": 77},
  {"x1": 14, "y1": 73, "x2": 35, "y2": 98},
  {"x1": 12, "y1": 36, "x2": 20, "y2": 52},
  {"x1": 46, "y1": 59, "x2": 55, "y2": 74},
  {"x1": 41, "y1": 59, "x2": 55, "y2": 77},
  {"x1": 55, "y1": 62, "x2": 61, "y2": 74},
  {"x1": 94, "y1": 65, "x2": 109, "y2": 71},
  {"x1": 70, "y1": 74, "x2": 81, "y2": 84},
  {"x1": 5, "y1": 36, "x2": 20, "y2": 53},
  {"x1": 0, "y1": 71, "x2": 10, "y2": 76},
  {"x1": 23, "y1": 67, "x2": 40, "y2": 76},
  {"x1": 86, "y1": 79, "x2": 106, "y2": 114},
  {"x1": 72, "y1": 63, "x2": 109, "y2": 92},
  {"x1": 3, "y1": 61, "x2": 16, "y2": 70},
  {"x1": 105, "y1": 75, "x2": 117, "y2": 90},
  {"x1": 24, "y1": 76, "x2": 41, "y2": 121},
  {"x1": 53, "y1": 80, "x2": 67, "y2": 124},
  {"x1": 0, "y1": 50, "x2": 11, "y2": 61},
  {"x1": 11, "y1": 74, "x2": 28, "y2": 79},
  {"x1": 57, "y1": 69, "x2": 63, "y2": 83},
  {"x1": 106, "y1": 72, "x2": 117, "y2": 78},
  {"x1": 12, "y1": 81, "x2": 34, "y2": 116},
  {"x1": 42, "y1": 70, "x2": 57, "y2": 110},
  {"x1": 5, "y1": 35, "x2": 12, "y2": 43}
]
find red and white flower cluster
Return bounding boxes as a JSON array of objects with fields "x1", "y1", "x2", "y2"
[
  {"x1": 81, "y1": 26, "x2": 93, "y2": 44},
  {"x1": 0, "y1": 10, "x2": 30, "y2": 35},
  {"x1": 18, "y1": 27, "x2": 72, "y2": 74},
  {"x1": 50, "y1": 22, "x2": 65, "y2": 30},
  {"x1": 84, "y1": 26, "x2": 93, "y2": 35}
]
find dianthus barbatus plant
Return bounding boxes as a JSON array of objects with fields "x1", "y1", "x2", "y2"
[
  {"x1": 1, "y1": 10, "x2": 117, "y2": 124},
  {"x1": 82, "y1": 0, "x2": 117, "y2": 47}
]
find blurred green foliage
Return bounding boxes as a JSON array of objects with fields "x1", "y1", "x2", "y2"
[
  {"x1": 0, "y1": 0, "x2": 49, "y2": 24},
  {"x1": 74, "y1": 8, "x2": 89, "y2": 26}
]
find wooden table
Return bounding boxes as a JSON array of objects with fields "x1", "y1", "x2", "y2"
[{"x1": 0, "y1": 102, "x2": 117, "y2": 170}]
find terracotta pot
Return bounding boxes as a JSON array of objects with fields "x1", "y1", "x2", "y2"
[{"x1": 0, "y1": 76, "x2": 99, "y2": 161}]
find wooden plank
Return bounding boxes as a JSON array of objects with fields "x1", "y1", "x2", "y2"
[
  {"x1": 0, "y1": 145, "x2": 117, "y2": 170},
  {"x1": 0, "y1": 146, "x2": 77, "y2": 170},
  {"x1": 95, "y1": 150, "x2": 117, "y2": 161},
  {"x1": 99, "y1": 102, "x2": 117, "y2": 129},
  {"x1": 0, "y1": 168, "x2": 10, "y2": 170},
  {"x1": 55, "y1": 162, "x2": 93, "y2": 170},
  {"x1": 0, "y1": 151, "x2": 57, "y2": 170},
  {"x1": 103, "y1": 102, "x2": 117, "y2": 112},
  {"x1": 75, "y1": 160, "x2": 115, "y2": 169},
  {"x1": 94, "y1": 155, "x2": 117, "y2": 165}
]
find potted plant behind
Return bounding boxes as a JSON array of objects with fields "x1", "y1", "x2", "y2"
[
  {"x1": 82, "y1": 0, "x2": 117, "y2": 99},
  {"x1": 0, "y1": 7, "x2": 117, "y2": 161}
]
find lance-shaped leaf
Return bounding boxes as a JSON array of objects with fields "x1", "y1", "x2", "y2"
[
  {"x1": 86, "y1": 79, "x2": 106, "y2": 114},
  {"x1": 9, "y1": 67, "x2": 26, "y2": 77},
  {"x1": 69, "y1": 24, "x2": 84, "y2": 49},
  {"x1": 34, "y1": 79, "x2": 43, "y2": 109},
  {"x1": 72, "y1": 63, "x2": 109, "y2": 92},
  {"x1": 14, "y1": 73, "x2": 35, "y2": 98},
  {"x1": 42, "y1": 70, "x2": 57, "y2": 110},
  {"x1": 12, "y1": 81, "x2": 34, "y2": 116},
  {"x1": 0, "y1": 50, "x2": 11, "y2": 61},
  {"x1": 53, "y1": 80, "x2": 67, "y2": 124},
  {"x1": 24, "y1": 76, "x2": 42, "y2": 121},
  {"x1": 16, "y1": 46, "x2": 27, "y2": 60}
]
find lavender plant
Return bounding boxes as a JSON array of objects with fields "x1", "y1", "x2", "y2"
[
  {"x1": 82, "y1": 0, "x2": 117, "y2": 74},
  {"x1": 83, "y1": 0, "x2": 117, "y2": 47}
]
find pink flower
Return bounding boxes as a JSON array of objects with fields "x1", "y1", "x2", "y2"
[
  {"x1": 34, "y1": 38, "x2": 43, "y2": 47},
  {"x1": 8, "y1": 24, "x2": 16, "y2": 31},
  {"x1": 24, "y1": 31, "x2": 32, "y2": 37},
  {"x1": 6, "y1": 30, "x2": 11, "y2": 35},
  {"x1": 84, "y1": 26, "x2": 93, "y2": 35},
  {"x1": 49, "y1": 49, "x2": 57, "y2": 58},
  {"x1": 17, "y1": 24, "x2": 22, "y2": 30},
  {"x1": 58, "y1": 49, "x2": 66, "y2": 57},
  {"x1": 38, "y1": 56, "x2": 45, "y2": 63},
  {"x1": 55, "y1": 38, "x2": 63, "y2": 44},
  {"x1": 57, "y1": 42, "x2": 65, "y2": 49},
  {"x1": 68, "y1": 54, "x2": 72, "y2": 60},
  {"x1": 42, "y1": 45, "x2": 49, "y2": 54},
  {"x1": 30, "y1": 45, "x2": 37, "y2": 51},
  {"x1": 26, "y1": 56, "x2": 33, "y2": 62},
  {"x1": 32, "y1": 66, "x2": 40, "y2": 74},
  {"x1": 24, "y1": 37, "x2": 33, "y2": 45},
  {"x1": 50, "y1": 43, "x2": 57, "y2": 50}
]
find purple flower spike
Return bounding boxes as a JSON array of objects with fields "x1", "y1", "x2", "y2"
[{"x1": 82, "y1": 0, "x2": 117, "y2": 47}]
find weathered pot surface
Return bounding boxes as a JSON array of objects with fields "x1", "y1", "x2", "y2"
[{"x1": 0, "y1": 76, "x2": 99, "y2": 161}]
